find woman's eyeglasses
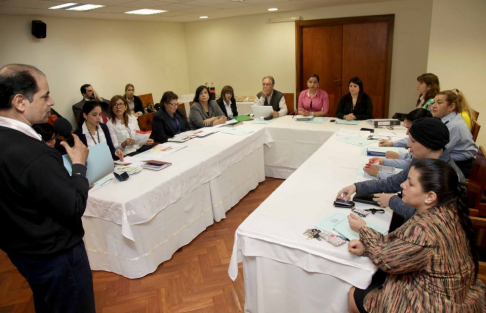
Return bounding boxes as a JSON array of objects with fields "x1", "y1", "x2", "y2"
[{"x1": 114, "y1": 103, "x2": 126, "y2": 107}]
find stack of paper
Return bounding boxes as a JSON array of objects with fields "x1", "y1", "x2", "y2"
[
  {"x1": 336, "y1": 119, "x2": 359, "y2": 125},
  {"x1": 367, "y1": 147, "x2": 408, "y2": 156},
  {"x1": 114, "y1": 163, "x2": 144, "y2": 175}
]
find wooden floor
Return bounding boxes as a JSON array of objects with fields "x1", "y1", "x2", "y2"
[{"x1": 0, "y1": 178, "x2": 284, "y2": 313}]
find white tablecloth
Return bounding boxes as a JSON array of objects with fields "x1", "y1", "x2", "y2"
[
  {"x1": 228, "y1": 124, "x2": 407, "y2": 312},
  {"x1": 83, "y1": 127, "x2": 272, "y2": 278}
]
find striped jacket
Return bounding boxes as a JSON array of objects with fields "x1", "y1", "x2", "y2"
[{"x1": 359, "y1": 205, "x2": 486, "y2": 312}]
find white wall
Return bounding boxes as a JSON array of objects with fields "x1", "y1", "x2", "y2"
[
  {"x1": 427, "y1": 0, "x2": 486, "y2": 147},
  {"x1": 0, "y1": 15, "x2": 189, "y2": 126},
  {"x1": 184, "y1": 0, "x2": 433, "y2": 116}
]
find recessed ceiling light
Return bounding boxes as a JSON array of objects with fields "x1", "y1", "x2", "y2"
[
  {"x1": 48, "y1": 3, "x2": 78, "y2": 10},
  {"x1": 268, "y1": 8, "x2": 278, "y2": 11},
  {"x1": 200, "y1": 16, "x2": 209, "y2": 19},
  {"x1": 125, "y1": 9, "x2": 167, "y2": 15},
  {"x1": 66, "y1": 4, "x2": 104, "y2": 11}
]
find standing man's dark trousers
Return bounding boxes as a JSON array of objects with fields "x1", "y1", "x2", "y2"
[{"x1": 8, "y1": 241, "x2": 95, "y2": 313}]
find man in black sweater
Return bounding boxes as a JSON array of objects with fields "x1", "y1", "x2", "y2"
[{"x1": 0, "y1": 64, "x2": 95, "y2": 312}]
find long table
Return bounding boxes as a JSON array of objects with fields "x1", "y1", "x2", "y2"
[
  {"x1": 83, "y1": 127, "x2": 272, "y2": 278},
  {"x1": 228, "y1": 119, "x2": 407, "y2": 312}
]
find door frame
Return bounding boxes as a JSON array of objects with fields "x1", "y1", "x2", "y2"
[{"x1": 295, "y1": 14, "x2": 395, "y2": 117}]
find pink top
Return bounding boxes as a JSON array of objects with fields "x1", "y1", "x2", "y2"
[{"x1": 298, "y1": 89, "x2": 329, "y2": 114}]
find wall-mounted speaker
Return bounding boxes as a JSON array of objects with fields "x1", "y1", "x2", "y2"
[{"x1": 32, "y1": 20, "x2": 46, "y2": 39}]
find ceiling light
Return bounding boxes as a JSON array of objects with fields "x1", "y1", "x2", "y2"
[
  {"x1": 125, "y1": 9, "x2": 167, "y2": 15},
  {"x1": 67, "y1": 4, "x2": 105, "y2": 11},
  {"x1": 48, "y1": 3, "x2": 77, "y2": 10},
  {"x1": 200, "y1": 16, "x2": 209, "y2": 19},
  {"x1": 268, "y1": 8, "x2": 278, "y2": 11}
]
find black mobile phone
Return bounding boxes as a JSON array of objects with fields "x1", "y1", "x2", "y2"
[
  {"x1": 333, "y1": 198, "x2": 355, "y2": 208},
  {"x1": 330, "y1": 119, "x2": 336, "y2": 122},
  {"x1": 360, "y1": 127, "x2": 375, "y2": 133},
  {"x1": 264, "y1": 115, "x2": 274, "y2": 120},
  {"x1": 114, "y1": 172, "x2": 129, "y2": 182}
]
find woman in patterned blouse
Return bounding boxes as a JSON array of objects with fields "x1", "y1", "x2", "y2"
[{"x1": 347, "y1": 159, "x2": 486, "y2": 313}]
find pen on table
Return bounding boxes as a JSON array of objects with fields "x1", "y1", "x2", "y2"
[{"x1": 193, "y1": 130, "x2": 203, "y2": 135}]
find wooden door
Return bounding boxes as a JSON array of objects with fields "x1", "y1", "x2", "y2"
[
  {"x1": 301, "y1": 26, "x2": 343, "y2": 115},
  {"x1": 342, "y1": 22, "x2": 388, "y2": 119},
  {"x1": 296, "y1": 15, "x2": 394, "y2": 118}
]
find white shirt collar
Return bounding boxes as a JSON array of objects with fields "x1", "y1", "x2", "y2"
[{"x1": 0, "y1": 116, "x2": 42, "y2": 141}]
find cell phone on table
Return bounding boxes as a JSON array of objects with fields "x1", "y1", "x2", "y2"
[
  {"x1": 330, "y1": 119, "x2": 335, "y2": 122},
  {"x1": 333, "y1": 198, "x2": 355, "y2": 208},
  {"x1": 360, "y1": 128, "x2": 375, "y2": 133}
]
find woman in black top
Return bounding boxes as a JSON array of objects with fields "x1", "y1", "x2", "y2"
[
  {"x1": 151, "y1": 91, "x2": 190, "y2": 143},
  {"x1": 335, "y1": 77, "x2": 373, "y2": 120},
  {"x1": 216, "y1": 85, "x2": 238, "y2": 119}
]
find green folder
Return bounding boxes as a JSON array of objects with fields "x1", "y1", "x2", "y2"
[{"x1": 233, "y1": 115, "x2": 253, "y2": 122}]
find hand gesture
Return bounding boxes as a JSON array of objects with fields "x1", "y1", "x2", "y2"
[
  {"x1": 348, "y1": 239, "x2": 365, "y2": 256},
  {"x1": 61, "y1": 133, "x2": 88, "y2": 165},
  {"x1": 348, "y1": 214, "x2": 366, "y2": 232},
  {"x1": 336, "y1": 185, "x2": 357, "y2": 201}
]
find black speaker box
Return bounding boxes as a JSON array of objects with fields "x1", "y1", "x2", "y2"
[{"x1": 32, "y1": 20, "x2": 46, "y2": 39}]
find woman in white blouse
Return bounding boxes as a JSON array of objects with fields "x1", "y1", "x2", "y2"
[{"x1": 107, "y1": 95, "x2": 154, "y2": 156}]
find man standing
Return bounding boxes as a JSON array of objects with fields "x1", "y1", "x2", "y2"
[
  {"x1": 0, "y1": 64, "x2": 95, "y2": 312},
  {"x1": 254, "y1": 75, "x2": 287, "y2": 118},
  {"x1": 72, "y1": 83, "x2": 110, "y2": 122}
]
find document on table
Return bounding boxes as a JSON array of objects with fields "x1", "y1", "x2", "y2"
[
  {"x1": 252, "y1": 120, "x2": 271, "y2": 124},
  {"x1": 131, "y1": 143, "x2": 187, "y2": 161},
  {"x1": 214, "y1": 119, "x2": 239, "y2": 127},
  {"x1": 194, "y1": 128, "x2": 220, "y2": 137},
  {"x1": 336, "y1": 136, "x2": 374, "y2": 147},
  {"x1": 305, "y1": 117, "x2": 327, "y2": 124},
  {"x1": 336, "y1": 119, "x2": 359, "y2": 125},
  {"x1": 221, "y1": 128, "x2": 254, "y2": 136},
  {"x1": 333, "y1": 218, "x2": 388, "y2": 241},
  {"x1": 336, "y1": 129, "x2": 371, "y2": 138},
  {"x1": 367, "y1": 146, "x2": 408, "y2": 156}
]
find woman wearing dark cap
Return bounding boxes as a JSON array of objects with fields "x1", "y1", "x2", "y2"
[
  {"x1": 335, "y1": 77, "x2": 373, "y2": 120},
  {"x1": 337, "y1": 117, "x2": 464, "y2": 222},
  {"x1": 347, "y1": 158, "x2": 486, "y2": 313}
]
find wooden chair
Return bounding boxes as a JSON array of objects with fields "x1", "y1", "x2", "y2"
[
  {"x1": 283, "y1": 93, "x2": 295, "y2": 115},
  {"x1": 178, "y1": 103, "x2": 187, "y2": 118},
  {"x1": 472, "y1": 120, "x2": 481, "y2": 142},
  {"x1": 467, "y1": 146, "x2": 486, "y2": 216},
  {"x1": 472, "y1": 108, "x2": 479, "y2": 121},
  {"x1": 138, "y1": 93, "x2": 154, "y2": 110},
  {"x1": 137, "y1": 112, "x2": 155, "y2": 132}
]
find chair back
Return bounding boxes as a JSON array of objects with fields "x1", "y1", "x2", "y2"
[
  {"x1": 178, "y1": 103, "x2": 187, "y2": 117},
  {"x1": 283, "y1": 93, "x2": 295, "y2": 115},
  {"x1": 138, "y1": 93, "x2": 154, "y2": 109},
  {"x1": 472, "y1": 108, "x2": 479, "y2": 121},
  {"x1": 472, "y1": 120, "x2": 481, "y2": 142},
  {"x1": 137, "y1": 112, "x2": 155, "y2": 131},
  {"x1": 467, "y1": 146, "x2": 486, "y2": 215}
]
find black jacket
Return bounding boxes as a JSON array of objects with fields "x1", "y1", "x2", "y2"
[
  {"x1": 130, "y1": 95, "x2": 145, "y2": 116},
  {"x1": 0, "y1": 126, "x2": 89, "y2": 256},
  {"x1": 151, "y1": 107, "x2": 190, "y2": 143},
  {"x1": 335, "y1": 93, "x2": 374, "y2": 120},
  {"x1": 74, "y1": 123, "x2": 119, "y2": 160},
  {"x1": 216, "y1": 97, "x2": 238, "y2": 118}
]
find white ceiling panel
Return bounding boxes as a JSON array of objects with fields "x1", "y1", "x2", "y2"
[{"x1": 0, "y1": 0, "x2": 407, "y2": 22}]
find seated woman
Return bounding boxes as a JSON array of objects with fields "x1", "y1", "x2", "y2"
[
  {"x1": 216, "y1": 85, "x2": 238, "y2": 119},
  {"x1": 297, "y1": 74, "x2": 329, "y2": 117},
  {"x1": 431, "y1": 90, "x2": 478, "y2": 178},
  {"x1": 189, "y1": 85, "x2": 227, "y2": 130},
  {"x1": 364, "y1": 109, "x2": 432, "y2": 179},
  {"x1": 151, "y1": 91, "x2": 190, "y2": 143},
  {"x1": 335, "y1": 77, "x2": 373, "y2": 120},
  {"x1": 74, "y1": 101, "x2": 123, "y2": 161},
  {"x1": 124, "y1": 84, "x2": 144, "y2": 116},
  {"x1": 337, "y1": 117, "x2": 464, "y2": 221},
  {"x1": 107, "y1": 95, "x2": 154, "y2": 156},
  {"x1": 415, "y1": 73, "x2": 440, "y2": 110},
  {"x1": 347, "y1": 159, "x2": 486, "y2": 313}
]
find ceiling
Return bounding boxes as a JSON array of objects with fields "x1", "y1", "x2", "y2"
[{"x1": 0, "y1": 0, "x2": 398, "y2": 23}]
